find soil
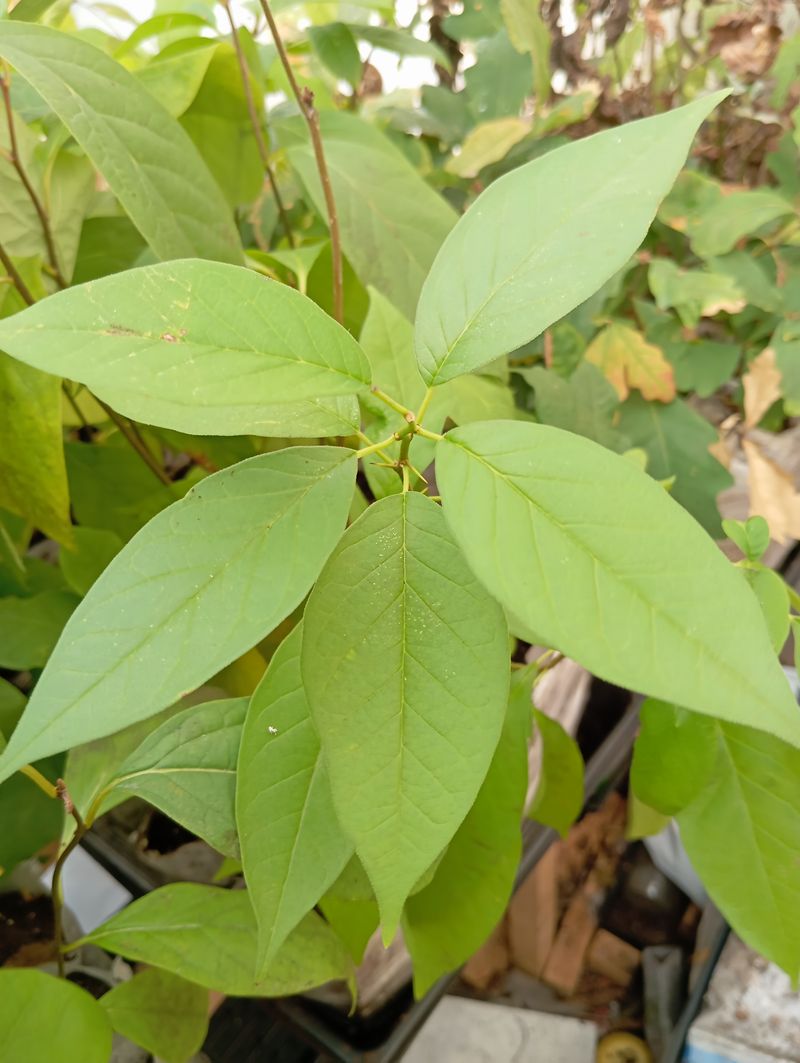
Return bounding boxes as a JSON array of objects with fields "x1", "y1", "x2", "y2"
[{"x1": 0, "y1": 891, "x2": 56, "y2": 967}]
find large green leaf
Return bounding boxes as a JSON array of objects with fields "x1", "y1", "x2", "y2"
[
  {"x1": 0, "y1": 261, "x2": 370, "y2": 436},
  {"x1": 100, "y1": 968, "x2": 208, "y2": 1063},
  {"x1": 0, "y1": 24, "x2": 240, "y2": 264},
  {"x1": 0, "y1": 589, "x2": 78, "y2": 669},
  {"x1": 414, "y1": 92, "x2": 726, "y2": 385},
  {"x1": 78, "y1": 884, "x2": 352, "y2": 996},
  {"x1": 106, "y1": 698, "x2": 248, "y2": 856},
  {"x1": 0, "y1": 970, "x2": 112, "y2": 1063},
  {"x1": 524, "y1": 362, "x2": 629, "y2": 452},
  {"x1": 0, "y1": 447, "x2": 356, "y2": 784},
  {"x1": 635, "y1": 702, "x2": 800, "y2": 979},
  {"x1": 403, "y1": 665, "x2": 533, "y2": 996},
  {"x1": 618, "y1": 395, "x2": 733, "y2": 537},
  {"x1": 286, "y1": 112, "x2": 457, "y2": 319},
  {"x1": 237, "y1": 624, "x2": 352, "y2": 971},
  {"x1": 689, "y1": 189, "x2": 795, "y2": 258},
  {"x1": 302, "y1": 492, "x2": 510, "y2": 937},
  {"x1": 435, "y1": 421, "x2": 800, "y2": 747}
]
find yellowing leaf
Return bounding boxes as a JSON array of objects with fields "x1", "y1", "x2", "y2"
[
  {"x1": 585, "y1": 322, "x2": 676, "y2": 402},
  {"x1": 743, "y1": 438, "x2": 800, "y2": 544},
  {"x1": 446, "y1": 118, "x2": 530, "y2": 179},
  {"x1": 743, "y1": 348, "x2": 783, "y2": 428}
]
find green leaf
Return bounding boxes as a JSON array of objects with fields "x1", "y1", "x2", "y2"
[
  {"x1": 115, "y1": 12, "x2": 214, "y2": 57},
  {"x1": 617, "y1": 395, "x2": 733, "y2": 537},
  {"x1": 72, "y1": 217, "x2": 148, "y2": 286},
  {"x1": 79, "y1": 883, "x2": 352, "y2": 996},
  {"x1": 524, "y1": 362, "x2": 630, "y2": 452},
  {"x1": 499, "y1": 0, "x2": 550, "y2": 102},
  {"x1": 345, "y1": 24, "x2": 449, "y2": 67},
  {"x1": 100, "y1": 968, "x2": 208, "y2": 1063},
  {"x1": 648, "y1": 258, "x2": 745, "y2": 328},
  {"x1": 318, "y1": 894, "x2": 379, "y2": 965},
  {"x1": 285, "y1": 112, "x2": 457, "y2": 319},
  {"x1": 415, "y1": 93, "x2": 727, "y2": 386},
  {"x1": 689, "y1": 190, "x2": 795, "y2": 258},
  {"x1": 0, "y1": 969, "x2": 112, "y2": 1063},
  {"x1": 107, "y1": 698, "x2": 248, "y2": 856},
  {"x1": 60, "y1": 527, "x2": 123, "y2": 596},
  {"x1": 463, "y1": 30, "x2": 532, "y2": 121},
  {"x1": 0, "y1": 753, "x2": 64, "y2": 874},
  {"x1": 403, "y1": 664, "x2": 533, "y2": 996},
  {"x1": 136, "y1": 44, "x2": 219, "y2": 119},
  {"x1": 743, "y1": 566, "x2": 790, "y2": 655},
  {"x1": 0, "y1": 23, "x2": 241, "y2": 264},
  {"x1": 630, "y1": 698, "x2": 717, "y2": 815},
  {"x1": 626, "y1": 793, "x2": 670, "y2": 840},
  {"x1": 302, "y1": 492, "x2": 510, "y2": 938},
  {"x1": 0, "y1": 355, "x2": 72, "y2": 546},
  {"x1": 445, "y1": 117, "x2": 530, "y2": 179},
  {"x1": 0, "y1": 677, "x2": 25, "y2": 741},
  {"x1": 237, "y1": 624, "x2": 353, "y2": 971},
  {"x1": 677, "y1": 719, "x2": 800, "y2": 979},
  {"x1": 435, "y1": 421, "x2": 800, "y2": 748},
  {"x1": 0, "y1": 447, "x2": 356, "y2": 784},
  {"x1": 722, "y1": 516, "x2": 770, "y2": 562},
  {"x1": 7, "y1": 0, "x2": 61, "y2": 21},
  {"x1": 0, "y1": 261, "x2": 371, "y2": 436},
  {"x1": 309, "y1": 23, "x2": 363, "y2": 88},
  {"x1": 528, "y1": 707, "x2": 583, "y2": 837},
  {"x1": 0, "y1": 589, "x2": 78, "y2": 669}
]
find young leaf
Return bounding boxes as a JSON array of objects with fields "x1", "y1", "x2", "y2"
[
  {"x1": 107, "y1": 697, "x2": 248, "y2": 856},
  {"x1": 677, "y1": 718, "x2": 800, "y2": 979},
  {"x1": 403, "y1": 664, "x2": 533, "y2": 996},
  {"x1": 0, "y1": 969, "x2": 112, "y2": 1063},
  {"x1": 78, "y1": 884, "x2": 352, "y2": 996},
  {"x1": 309, "y1": 23, "x2": 363, "y2": 88},
  {"x1": 0, "y1": 23, "x2": 241, "y2": 264},
  {"x1": 722, "y1": 515, "x2": 770, "y2": 562},
  {"x1": 100, "y1": 968, "x2": 208, "y2": 1063},
  {"x1": 617, "y1": 395, "x2": 733, "y2": 537},
  {"x1": 302, "y1": 492, "x2": 510, "y2": 938},
  {"x1": 0, "y1": 262, "x2": 371, "y2": 436},
  {"x1": 630, "y1": 698, "x2": 717, "y2": 815},
  {"x1": 743, "y1": 566, "x2": 790, "y2": 654},
  {"x1": 436, "y1": 422, "x2": 800, "y2": 748},
  {"x1": 237, "y1": 624, "x2": 353, "y2": 973},
  {"x1": 689, "y1": 189, "x2": 795, "y2": 258},
  {"x1": 528, "y1": 708, "x2": 584, "y2": 837},
  {"x1": 0, "y1": 356, "x2": 72, "y2": 546},
  {"x1": 0, "y1": 447, "x2": 356, "y2": 784},
  {"x1": 414, "y1": 92, "x2": 727, "y2": 385}
]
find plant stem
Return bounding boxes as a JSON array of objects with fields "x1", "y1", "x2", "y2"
[
  {"x1": 416, "y1": 387, "x2": 434, "y2": 423},
  {"x1": 0, "y1": 64, "x2": 67, "y2": 289},
  {"x1": 20, "y1": 764, "x2": 58, "y2": 799},
  {"x1": 371, "y1": 385, "x2": 415, "y2": 420},
  {"x1": 62, "y1": 382, "x2": 91, "y2": 431},
  {"x1": 257, "y1": 0, "x2": 343, "y2": 323},
  {"x1": 52, "y1": 780, "x2": 86, "y2": 977},
  {"x1": 221, "y1": 0, "x2": 295, "y2": 249},
  {"x1": 96, "y1": 398, "x2": 171, "y2": 486},
  {"x1": 415, "y1": 425, "x2": 444, "y2": 443},
  {"x1": 0, "y1": 241, "x2": 35, "y2": 305}
]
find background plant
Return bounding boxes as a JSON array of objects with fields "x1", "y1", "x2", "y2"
[{"x1": 0, "y1": 0, "x2": 799, "y2": 1057}]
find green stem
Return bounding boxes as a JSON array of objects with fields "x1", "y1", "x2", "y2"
[
  {"x1": 52, "y1": 780, "x2": 86, "y2": 978},
  {"x1": 20, "y1": 764, "x2": 58, "y2": 799}
]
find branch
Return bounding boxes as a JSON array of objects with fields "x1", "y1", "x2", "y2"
[
  {"x1": 256, "y1": 0, "x2": 343, "y2": 323},
  {"x1": 96, "y1": 398, "x2": 172, "y2": 486},
  {"x1": 221, "y1": 0, "x2": 295, "y2": 248},
  {"x1": 0, "y1": 241, "x2": 35, "y2": 305},
  {"x1": 1, "y1": 63, "x2": 67, "y2": 289},
  {"x1": 52, "y1": 779, "x2": 85, "y2": 978}
]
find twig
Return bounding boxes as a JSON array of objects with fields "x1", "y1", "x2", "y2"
[
  {"x1": 53, "y1": 779, "x2": 86, "y2": 978},
  {"x1": 0, "y1": 63, "x2": 67, "y2": 289},
  {"x1": 257, "y1": 0, "x2": 343, "y2": 322},
  {"x1": 96, "y1": 398, "x2": 172, "y2": 486},
  {"x1": 221, "y1": 0, "x2": 295, "y2": 248},
  {"x1": 0, "y1": 241, "x2": 35, "y2": 305},
  {"x1": 62, "y1": 382, "x2": 91, "y2": 431}
]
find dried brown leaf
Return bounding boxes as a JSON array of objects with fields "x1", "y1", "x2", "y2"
[
  {"x1": 743, "y1": 437, "x2": 800, "y2": 544},
  {"x1": 743, "y1": 347, "x2": 782, "y2": 428}
]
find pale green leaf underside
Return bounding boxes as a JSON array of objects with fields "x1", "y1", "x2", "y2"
[
  {"x1": 80, "y1": 883, "x2": 352, "y2": 996},
  {"x1": 99, "y1": 968, "x2": 208, "y2": 1063},
  {"x1": 0, "y1": 447, "x2": 357, "y2": 783},
  {"x1": 436, "y1": 422, "x2": 800, "y2": 747},
  {"x1": 0, "y1": 261, "x2": 370, "y2": 436},
  {"x1": 111, "y1": 697, "x2": 249, "y2": 857},
  {"x1": 528, "y1": 708, "x2": 584, "y2": 837},
  {"x1": 0, "y1": 23, "x2": 241, "y2": 264},
  {"x1": 302, "y1": 491, "x2": 510, "y2": 937},
  {"x1": 403, "y1": 664, "x2": 532, "y2": 996},
  {"x1": 415, "y1": 92, "x2": 727, "y2": 385},
  {"x1": 237, "y1": 624, "x2": 353, "y2": 973},
  {"x1": 0, "y1": 969, "x2": 112, "y2": 1063}
]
